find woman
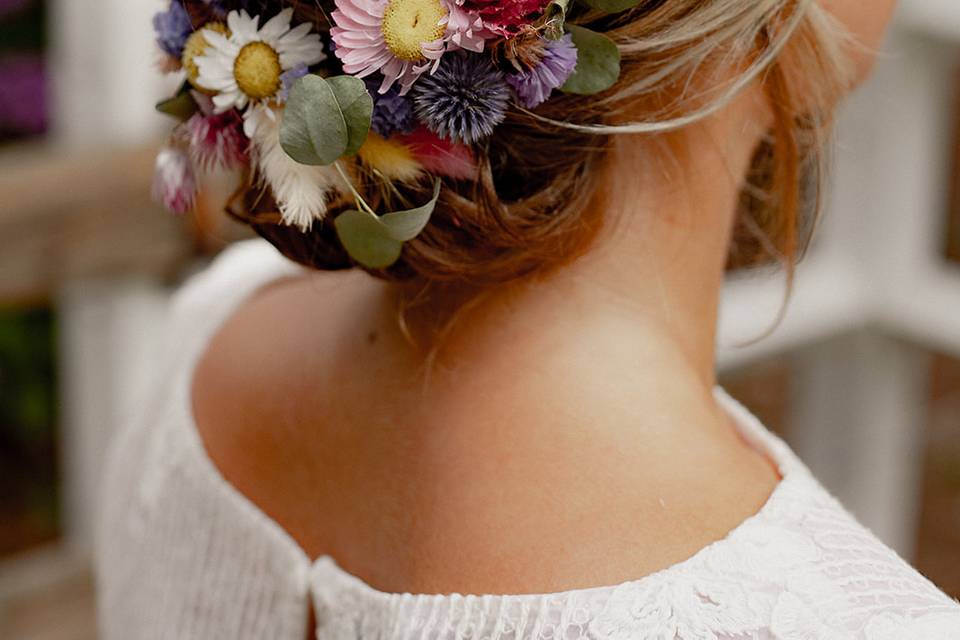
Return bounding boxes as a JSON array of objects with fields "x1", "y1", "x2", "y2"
[{"x1": 98, "y1": 0, "x2": 960, "y2": 637}]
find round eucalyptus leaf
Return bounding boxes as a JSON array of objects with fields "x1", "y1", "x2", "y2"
[
  {"x1": 334, "y1": 210, "x2": 404, "y2": 269},
  {"x1": 379, "y1": 180, "x2": 442, "y2": 241},
  {"x1": 560, "y1": 25, "x2": 620, "y2": 96},
  {"x1": 334, "y1": 180, "x2": 442, "y2": 268},
  {"x1": 326, "y1": 76, "x2": 373, "y2": 158},
  {"x1": 280, "y1": 74, "x2": 348, "y2": 166}
]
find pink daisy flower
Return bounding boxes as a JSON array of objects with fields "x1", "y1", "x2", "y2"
[
  {"x1": 443, "y1": 1, "x2": 494, "y2": 53},
  {"x1": 331, "y1": 0, "x2": 493, "y2": 95}
]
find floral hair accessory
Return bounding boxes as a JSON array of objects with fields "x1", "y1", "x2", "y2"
[{"x1": 151, "y1": 0, "x2": 631, "y2": 268}]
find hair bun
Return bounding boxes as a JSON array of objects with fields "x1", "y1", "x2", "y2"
[{"x1": 151, "y1": 0, "x2": 849, "y2": 286}]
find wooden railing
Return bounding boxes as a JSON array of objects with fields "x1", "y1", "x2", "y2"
[{"x1": 0, "y1": 143, "x2": 193, "y2": 305}]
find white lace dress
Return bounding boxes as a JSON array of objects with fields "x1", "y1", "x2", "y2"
[{"x1": 95, "y1": 239, "x2": 960, "y2": 639}]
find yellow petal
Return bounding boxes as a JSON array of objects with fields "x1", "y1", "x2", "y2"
[{"x1": 358, "y1": 132, "x2": 424, "y2": 182}]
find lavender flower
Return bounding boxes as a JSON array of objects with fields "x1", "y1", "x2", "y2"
[
  {"x1": 412, "y1": 53, "x2": 509, "y2": 144},
  {"x1": 279, "y1": 63, "x2": 310, "y2": 102},
  {"x1": 152, "y1": 147, "x2": 198, "y2": 214},
  {"x1": 153, "y1": 1, "x2": 193, "y2": 58},
  {"x1": 506, "y1": 34, "x2": 578, "y2": 109},
  {"x1": 364, "y1": 77, "x2": 416, "y2": 138}
]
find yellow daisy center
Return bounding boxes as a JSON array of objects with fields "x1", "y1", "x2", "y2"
[
  {"x1": 382, "y1": 0, "x2": 447, "y2": 62},
  {"x1": 234, "y1": 41, "x2": 283, "y2": 100},
  {"x1": 183, "y1": 22, "x2": 229, "y2": 91}
]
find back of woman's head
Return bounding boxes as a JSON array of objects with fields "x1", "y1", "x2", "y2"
[{"x1": 163, "y1": 0, "x2": 854, "y2": 290}]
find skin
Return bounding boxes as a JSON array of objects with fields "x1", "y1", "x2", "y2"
[{"x1": 192, "y1": 0, "x2": 897, "y2": 595}]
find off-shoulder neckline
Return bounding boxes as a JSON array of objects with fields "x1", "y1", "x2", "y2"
[{"x1": 170, "y1": 239, "x2": 808, "y2": 604}]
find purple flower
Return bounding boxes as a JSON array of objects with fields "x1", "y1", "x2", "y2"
[
  {"x1": 0, "y1": 54, "x2": 47, "y2": 137},
  {"x1": 152, "y1": 147, "x2": 198, "y2": 214},
  {"x1": 153, "y1": 1, "x2": 193, "y2": 58},
  {"x1": 364, "y1": 77, "x2": 416, "y2": 138},
  {"x1": 279, "y1": 63, "x2": 310, "y2": 102},
  {"x1": 412, "y1": 53, "x2": 509, "y2": 144},
  {"x1": 506, "y1": 34, "x2": 578, "y2": 109}
]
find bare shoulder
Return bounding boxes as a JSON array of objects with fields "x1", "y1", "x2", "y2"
[
  {"x1": 188, "y1": 267, "x2": 403, "y2": 548},
  {"x1": 191, "y1": 266, "x2": 386, "y2": 411},
  {"x1": 187, "y1": 266, "x2": 781, "y2": 596}
]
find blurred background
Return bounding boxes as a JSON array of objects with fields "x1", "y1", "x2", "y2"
[{"x1": 1, "y1": 1, "x2": 959, "y2": 637}]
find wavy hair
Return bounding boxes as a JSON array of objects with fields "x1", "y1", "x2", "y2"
[{"x1": 226, "y1": 0, "x2": 853, "y2": 294}]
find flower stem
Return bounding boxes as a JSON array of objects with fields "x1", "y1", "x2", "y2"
[{"x1": 334, "y1": 161, "x2": 377, "y2": 216}]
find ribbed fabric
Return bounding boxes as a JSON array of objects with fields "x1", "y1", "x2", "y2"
[{"x1": 96, "y1": 239, "x2": 960, "y2": 639}]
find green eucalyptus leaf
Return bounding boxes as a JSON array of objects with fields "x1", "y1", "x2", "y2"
[
  {"x1": 326, "y1": 76, "x2": 373, "y2": 157},
  {"x1": 280, "y1": 74, "x2": 373, "y2": 166},
  {"x1": 280, "y1": 74, "x2": 348, "y2": 165},
  {"x1": 379, "y1": 180, "x2": 442, "y2": 241},
  {"x1": 334, "y1": 210, "x2": 404, "y2": 269},
  {"x1": 155, "y1": 83, "x2": 199, "y2": 121},
  {"x1": 541, "y1": 0, "x2": 571, "y2": 40},
  {"x1": 580, "y1": 0, "x2": 642, "y2": 13},
  {"x1": 560, "y1": 25, "x2": 621, "y2": 95},
  {"x1": 334, "y1": 180, "x2": 442, "y2": 268}
]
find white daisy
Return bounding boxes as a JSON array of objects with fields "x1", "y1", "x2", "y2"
[{"x1": 195, "y1": 8, "x2": 325, "y2": 117}]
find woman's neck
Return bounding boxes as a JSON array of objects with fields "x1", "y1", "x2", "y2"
[{"x1": 404, "y1": 86, "x2": 772, "y2": 398}]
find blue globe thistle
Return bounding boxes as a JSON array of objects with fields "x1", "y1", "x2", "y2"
[
  {"x1": 364, "y1": 77, "x2": 417, "y2": 138},
  {"x1": 412, "y1": 53, "x2": 510, "y2": 145},
  {"x1": 153, "y1": 1, "x2": 193, "y2": 58}
]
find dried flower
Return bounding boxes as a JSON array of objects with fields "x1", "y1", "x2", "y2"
[
  {"x1": 152, "y1": 147, "x2": 198, "y2": 214},
  {"x1": 195, "y1": 8, "x2": 325, "y2": 126},
  {"x1": 247, "y1": 105, "x2": 346, "y2": 230},
  {"x1": 358, "y1": 132, "x2": 424, "y2": 181},
  {"x1": 506, "y1": 33, "x2": 577, "y2": 109},
  {"x1": 459, "y1": 0, "x2": 550, "y2": 36},
  {"x1": 184, "y1": 108, "x2": 250, "y2": 171},
  {"x1": 153, "y1": 1, "x2": 193, "y2": 58},
  {"x1": 279, "y1": 63, "x2": 309, "y2": 102},
  {"x1": 412, "y1": 52, "x2": 509, "y2": 144},
  {"x1": 443, "y1": 2, "x2": 494, "y2": 53},
  {"x1": 400, "y1": 127, "x2": 476, "y2": 179},
  {"x1": 364, "y1": 77, "x2": 417, "y2": 137},
  {"x1": 330, "y1": 0, "x2": 448, "y2": 95}
]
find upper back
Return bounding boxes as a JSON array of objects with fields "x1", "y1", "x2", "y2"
[
  {"x1": 97, "y1": 239, "x2": 960, "y2": 640},
  {"x1": 189, "y1": 242, "x2": 784, "y2": 594}
]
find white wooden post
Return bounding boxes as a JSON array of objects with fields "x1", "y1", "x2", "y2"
[
  {"x1": 57, "y1": 278, "x2": 170, "y2": 551},
  {"x1": 43, "y1": 0, "x2": 176, "y2": 552},
  {"x1": 49, "y1": 0, "x2": 171, "y2": 145}
]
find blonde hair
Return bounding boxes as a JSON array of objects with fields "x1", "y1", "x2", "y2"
[{"x1": 239, "y1": 0, "x2": 854, "y2": 291}]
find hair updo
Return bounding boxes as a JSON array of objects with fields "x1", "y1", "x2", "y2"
[{"x1": 221, "y1": 0, "x2": 851, "y2": 288}]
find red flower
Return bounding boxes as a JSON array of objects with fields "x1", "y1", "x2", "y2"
[
  {"x1": 460, "y1": 0, "x2": 551, "y2": 36},
  {"x1": 399, "y1": 128, "x2": 476, "y2": 180}
]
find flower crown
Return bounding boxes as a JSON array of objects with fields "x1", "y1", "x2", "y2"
[{"x1": 152, "y1": 0, "x2": 633, "y2": 268}]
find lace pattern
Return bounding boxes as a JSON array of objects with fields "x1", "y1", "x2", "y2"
[{"x1": 305, "y1": 469, "x2": 960, "y2": 639}]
